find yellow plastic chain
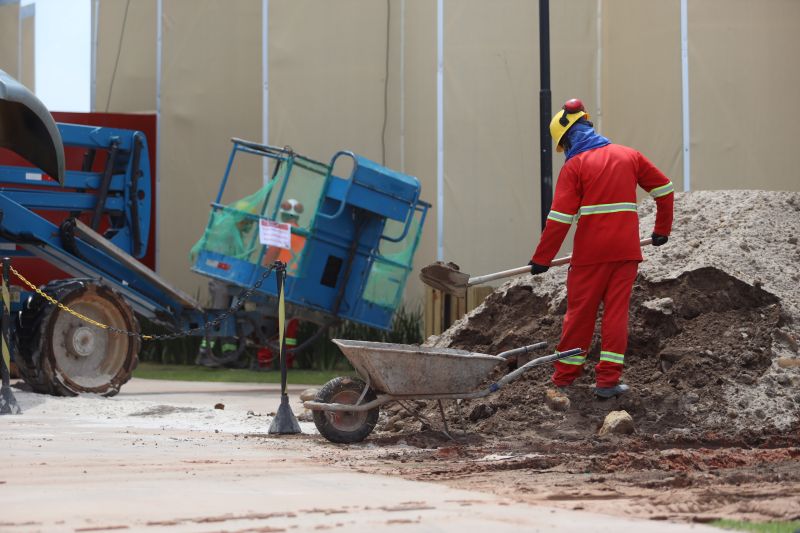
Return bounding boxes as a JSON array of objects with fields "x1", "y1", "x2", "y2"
[{"x1": 9, "y1": 265, "x2": 153, "y2": 339}]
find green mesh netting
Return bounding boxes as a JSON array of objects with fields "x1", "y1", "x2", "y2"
[
  {"x1": 362, "y1": 213, "x2": 422, "y2": 307},
  {"x1": 190, "y1": 180, "x2": 277, "y2": 265},
  {"x1": 190, "y1": 155, "x2": 329, "y2": 275}
]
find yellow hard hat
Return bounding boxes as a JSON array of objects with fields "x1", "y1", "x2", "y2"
[{"x1": 550, "y1": 98, "x2": 590, "y2": 152}]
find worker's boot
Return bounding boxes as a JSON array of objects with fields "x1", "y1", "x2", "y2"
[{"x1": 594, "y1": 383, "x2": 630, "y2": 399}]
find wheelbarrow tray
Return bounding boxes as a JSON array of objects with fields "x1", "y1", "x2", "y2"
[{"x1": 332, "y1": 339, "x2": 504, "y2": 396}]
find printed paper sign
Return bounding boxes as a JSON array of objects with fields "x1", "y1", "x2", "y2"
[{"x1": 259, "y1": 220, "x2": 291, "y2": 249}]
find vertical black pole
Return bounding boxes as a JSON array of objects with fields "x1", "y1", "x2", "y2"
[
  {"x1": 268, "y1": 261, "x2": 300, "y2": 434},
  {"x1": 276, "y1": 264, "x2": 288, "y2": 396},
  {"x1": 0, "y1": 258, "x2": 21, "y2": 414},
  {"x1": 539, "y1": 0, "x2": 552, "y2": 232}
]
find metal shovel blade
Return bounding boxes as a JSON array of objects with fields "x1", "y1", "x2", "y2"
[
  {"x1": 419, "y1": 261, "x2": 470, "y2": 298},
  {"x1": 420, "y1": 238, "x2": 654, "y2": 297},
  {"x1": 0, "y1": 69, "x2": 65, "y2": 185}
]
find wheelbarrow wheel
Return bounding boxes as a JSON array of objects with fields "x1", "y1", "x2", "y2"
[{"x1": 312, "y1": 376, "x2": 379, "y2": 444}]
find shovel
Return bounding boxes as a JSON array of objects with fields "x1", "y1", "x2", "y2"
[{"x1": 420, "y1": 237, "x2": 653, "y2": 298}]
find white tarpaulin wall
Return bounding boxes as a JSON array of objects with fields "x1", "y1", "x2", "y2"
[{"x1": 7, "y1": 0, "x2": 795, "y2": 304}]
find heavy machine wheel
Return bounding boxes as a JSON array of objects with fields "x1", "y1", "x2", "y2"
[
  {"x1": 17, "y1": 280, "x2": 140, "y2": 397},
  {"x1": 312, "y1": 376, "x2": 379, "y2": 444}
]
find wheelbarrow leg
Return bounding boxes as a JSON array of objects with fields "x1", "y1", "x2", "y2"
[
  {"x1": 437, "y1": 400, "x2": 453, "y2": 441},
  {"x1": 454, "y1": 400, "x2": 468, "y2": 438}
]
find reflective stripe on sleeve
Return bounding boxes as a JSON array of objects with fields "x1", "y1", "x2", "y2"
[
  {"x1": 599, "y1": 350, "x2": 625, "y2": 364},
  {"x1": 285, "y1": 338, "x2": 298, "y2": 346},
  {"x1": 649, "y1": 181, "x2": 674, "y2": 198},
  {"x1": 578, "y1": 202, "x2": 638, "y2": 216},
  {"x1": 547, "y1": 210, "x2": 576, "y2": 225}
]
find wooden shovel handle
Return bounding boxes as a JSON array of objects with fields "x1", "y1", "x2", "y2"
[{"x1": 467, "y1": 237, "x2": 653, "y2": 286}]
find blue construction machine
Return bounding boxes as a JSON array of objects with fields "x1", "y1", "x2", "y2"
[{"x1": 0, "y1": 70, "x2": 429, "y2": 397}]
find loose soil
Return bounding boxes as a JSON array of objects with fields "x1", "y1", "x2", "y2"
[{"x1": 312, "y1": 190, "x2": 800, "y2": 524}]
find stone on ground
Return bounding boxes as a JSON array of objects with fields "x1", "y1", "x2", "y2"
[{"x1": 599, "y1": 410, "x2": 634, "y2": 436}]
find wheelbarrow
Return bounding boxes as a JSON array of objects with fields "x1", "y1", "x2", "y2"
[{"x1": 303, "y1": 339, "x2": 582, "y2": 443}]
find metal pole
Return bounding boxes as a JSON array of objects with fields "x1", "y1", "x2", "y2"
[
  {"x1": 539, "y1": 0, "x2": 552, "y2": 232},
  {"x1": 436, "y1": 0, "x2": 444, "y2": 260},
  {"x1": 262, "y1": 0, "x2": 270, "y2": 186},
  {"x1": 680, "y1": 0, "x2": 691, "y2": 192},
  {"x1": 277, "y1": 264, "x2": 287, "y2": 396},
  {"x1": 1, "y1": 258, "x2": 21, "y2": 415}
]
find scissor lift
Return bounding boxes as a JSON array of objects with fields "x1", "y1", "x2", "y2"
[
  {"x1": 0, "y1": 69, "x2": 429, "y2": 397},
  {"x1": 0, "y1": 129, "x2": 428, "y2": 396},
  {"x1": 190, "y1": 139, "x2": 430, "y2": 361}
]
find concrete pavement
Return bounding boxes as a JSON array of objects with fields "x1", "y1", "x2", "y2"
[{"x1": 0, "y1": 378, "x2": 721, "y2": 532}]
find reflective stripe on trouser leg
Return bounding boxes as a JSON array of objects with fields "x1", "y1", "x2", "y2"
[
  {"x1": 595, "y1": 261, "x2": 638, "y2": 388},
  {"x1": 552, "y1": 264, "x2": 611, "y2": 387},
  {"x1": 199, "y1": 339, "x2": 215, "y2": 355},
  {"x1": 599, "y1": 351, "x2": 624, "y2": 364},
  {"x1": 221, "y1": 342, "x2": 237, "y2": 353}
]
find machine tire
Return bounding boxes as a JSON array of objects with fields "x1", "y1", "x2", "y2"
[
  {"x1": 16, "y1": 280, "x2": 140, "y2": 397},
  {"x1": 312, "y1": 376, "x2": 379, "y2": 444}
]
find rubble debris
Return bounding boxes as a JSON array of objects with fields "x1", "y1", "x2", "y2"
[
  {"x1": 381, "y1": 191, "x2": 800, "y2": 444},
  {"x1": 598, "y1": 410, "x2": 635, "y2": 436},
  {"x1": 545, "y1": 388, "x2": 570, "y2": 412},
  {"x1": 300, "y1": 388, "x2": 320, "y2": 402}
]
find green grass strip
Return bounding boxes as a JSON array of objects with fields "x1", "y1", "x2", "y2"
[
  {"x1": 133, "y1": 362, "x2": 348, "y2": 386},
  {"x1": 712, "y1": 519, "x2": 800, "y2": 533}
]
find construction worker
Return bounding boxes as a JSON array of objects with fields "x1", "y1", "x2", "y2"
[
  {"x1": 255, "y1": 318, "x2": 299, "y2": 370},
  {"x1": 529, "y1": 98, "x2": 674, "y2": 398},
  {"x1": 262, "y1": 198, "x2": 307, "y2": 275},
  {"x1": 195, "y1": 200, "x2": 259, "y2": 367},
  {"x1": 195, "y1": 278, "x2": 241, "y2": 367}
]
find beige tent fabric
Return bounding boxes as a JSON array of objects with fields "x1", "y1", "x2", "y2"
[
  {"x1": 268, "y1": 0, "x2": 391, "y2": 163},
  {"x1": 158, "y1": 0, "x2": 262, "y2": 298},
  {"x1": 387, "y1": 0, "x2": 437, "y2": 301},
  {"x1": 689, "y1": 0, "x2": 800, "y2": 191},
  {"x1": 600, "y1": 0, "x2": 683, "y2": 189},
  {"x1": 440, "y1": 0, "x2": 540, "y2": 277},
  {"x1": 20, "y1": 8, "x2": 32, "y2": 90},
  {"x1": 84, "y1": 0, "x2": 800, "y2": 305},
  {"x1": 0, "y1": 2, "x2": 20, "y2": 78},
  {"x1": 93, "y1": 0, "x2": 156, "y2": 113}
]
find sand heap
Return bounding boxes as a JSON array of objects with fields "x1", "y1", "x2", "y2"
[{"x1": 406, "y1": 190, "x2": 800, "y2": 443}]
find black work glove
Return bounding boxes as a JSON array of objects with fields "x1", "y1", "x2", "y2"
[
  {"x1": 651, "y1": 233, "x2": 669, "y2": 247},
  {"x1": 529, "y1": 261, "x2": 549, "y2": 275}
]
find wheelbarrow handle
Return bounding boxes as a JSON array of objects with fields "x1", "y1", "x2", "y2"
[
  {"x1": 496, "y1": 342, "x2": 548, "y2": 360},
  {"x1": 491, "y1": 348, "x2": 584, "y2": 391}
]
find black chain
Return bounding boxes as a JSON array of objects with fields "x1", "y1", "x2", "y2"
[{"x1": 111, "y1": 264, "x2": 277, "y2": 341}]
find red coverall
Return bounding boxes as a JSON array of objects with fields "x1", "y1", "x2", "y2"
[
  {"x1": 257, "y1": 318, "x2": 299, "y2": 369},
  {"x1": 531, "y1": 143, "x2": 674, "y2": 388}
]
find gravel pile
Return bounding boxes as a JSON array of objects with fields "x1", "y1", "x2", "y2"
[{"x1": 405, "y1": 190, "x2": 800, "y2": 442}]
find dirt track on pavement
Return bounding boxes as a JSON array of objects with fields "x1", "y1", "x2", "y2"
[{"x1": 2, "y1": 379, "x2": 725, "y2": 533}]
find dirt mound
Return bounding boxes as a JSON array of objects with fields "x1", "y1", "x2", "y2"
[{"x1": 389, "y1": 190, "x2": 800, "y2": 442}]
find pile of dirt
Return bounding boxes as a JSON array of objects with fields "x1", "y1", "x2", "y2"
[{"x1": 383, "y1": 190, "x2": 800, "y2": 443}]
